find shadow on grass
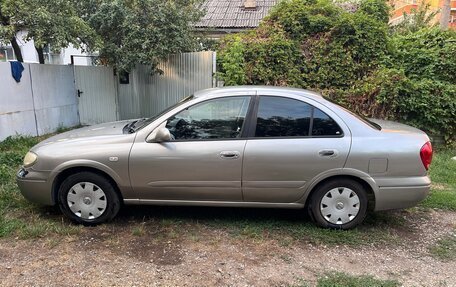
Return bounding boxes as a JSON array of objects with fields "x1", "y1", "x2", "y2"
[{"x1": 105, "y1": 204, "x2": 409, "y2": 246}]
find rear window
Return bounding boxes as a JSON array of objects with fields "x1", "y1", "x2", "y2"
[
  {"x1": 340, "y1": 106, "x2": 382, "y2": 131},
  {"x1": 323, "y1": 97, "x2": 381, "y2": 131}
]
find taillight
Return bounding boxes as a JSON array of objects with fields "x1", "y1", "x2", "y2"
[{"x1": 420, "y1": 141, "x2": 433, "y2": 170}]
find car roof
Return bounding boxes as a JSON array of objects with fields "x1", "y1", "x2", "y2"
[{"x1": 193, "y1": 86, "x2": 323, "y2": 99}]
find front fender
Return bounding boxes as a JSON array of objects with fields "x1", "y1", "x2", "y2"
[{"x1": 50, "y1": 159, "x2": 124, "y2": 185}]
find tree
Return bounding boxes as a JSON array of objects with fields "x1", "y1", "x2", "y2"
[
  {"x1": 391, "y1": 3, "x2": 438, "y2": 35},
  {"x1": 0, "y1": 0, "x2": 98, "y2": 63},
  {"x1": 217, "y1": 0, "x2": 456, "y2": 144},
  {"x1": 81, "y1": 0, "x2": 203, "y2": 72},
  {"x1": 440, "y1": 0, "x2": 451, "y2": 29}
]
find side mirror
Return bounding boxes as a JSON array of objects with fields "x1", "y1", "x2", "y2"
[{"x1": 147, "y1": 127, "x2": 172, "y2": 143}]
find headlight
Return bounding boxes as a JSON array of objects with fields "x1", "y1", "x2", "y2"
[{"x1": 23, "y1": 151, "x2": 38, "y2": 167}]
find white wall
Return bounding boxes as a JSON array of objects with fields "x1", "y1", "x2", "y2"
[
  {"x1": 60, "y1": 44, "x2": 92, "y2": 66},
  {"x1": 10, "y1": 31, "x2": 92, "y2": 65},
  {"x1": 0, "y1": 51, "x2": 215, "y2": 140},
  {"x1": 15, "y1": 30, "x2": 39, "y2": 63},
  {"x1": 0, "y1": 63, "x2": 38, "y2": 139},
  {"x1": 0, "y1": 62, "x2": 79, "y2": 140}
]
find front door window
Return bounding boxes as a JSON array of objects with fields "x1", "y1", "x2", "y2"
[{"x1": 165, "y1": 96, "x2": 251, "y2": 140}]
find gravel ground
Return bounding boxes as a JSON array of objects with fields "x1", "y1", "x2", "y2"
[{"x1": 0, "y1": 209, "x2": 455, "y2": 287}]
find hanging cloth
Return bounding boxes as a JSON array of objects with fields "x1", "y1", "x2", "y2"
[{"x1": 10, "y1": 61, "x2": 24, "y2": 83}]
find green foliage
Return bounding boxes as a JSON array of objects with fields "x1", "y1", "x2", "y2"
[
  {"x1": 0, "y1": 134, "x2": 81, "y2": 238},
  {"x1": 217, "y1": 0, "x2": 456, "y2": 144},
  {"x1": 421, "y1": 149, "x2": 456, "y2": 211},
  {"x1": 267, "y1": 0, "x2": 342, "y2": 40},
  {"x1": 84, "y1": 0, "x2": 203, "y2": 72},
  {"x1": 429, "y1": 230, "x2": 456, "y2": 261},
  {"x1": 337, "y1": 68, "x2": 456, "y2": 141},
  {"x1": 358, "y1": 0, "x2": 390, "y2": 24},
  {"x1": 242, "y1": 26, "x2": 303, "y2": 86},
  {"x1": 390, "y1": 28, "x2": 456, "y2": 83},
  {"x1": 0, "y1": 0, "x2": 99, "y2": 59},
  {"x1": 1, "y1": 0, "x2": 202, "y2": 70},
  {"x1": 391, "y1": 2, "x2": 438, "y2": 34},
  {"x1": 317, "y1": 272, "x2": 400, "y2": 287},
  {"x1": 218, "y1": 36, "x2": 247, "y2": 86}
]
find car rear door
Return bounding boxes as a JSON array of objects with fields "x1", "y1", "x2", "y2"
[
  {"x1": 129, "y1": 94, "x2": 254, "y2": 202},
  {"x1": 242, "y1": 93, "x2": 351, "y2": 203}
]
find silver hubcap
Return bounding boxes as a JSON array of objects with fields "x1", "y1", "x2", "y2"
[
  {"x1": 320, "y1": 187, "x2": 360, "y2": 225},
  {"x1": 67, "y1": 182, "x2": 107, "y2": 220}
]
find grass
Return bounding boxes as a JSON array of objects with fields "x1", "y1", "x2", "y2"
[
  {"x1": 116, "y1": 204, "x2": 406, "y2": 247},
  {"x1": 0, "y1": 135, "x2": 81, "y2": 239},
  {"x1": 291, "y1": 273, "x2": 400, "y2": 287},
  {"x1": 429, "y1": 230, "x2": 456, "y2": 261},
  {"x1": 420, "y1": 149, "x2": 456, "y2": 211},
  {"x1": 315, "y1": 273, "x2": 400, "y2": 287},
  {"x1": 0, "y1": 132, "x2": 455, "y2": 244}
]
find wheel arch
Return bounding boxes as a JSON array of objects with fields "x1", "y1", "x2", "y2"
[
  {"x1": 303, "y1": 172, "x2": 378, "y2": 211},
  {"x1": 51, "y1": 166, "x2": 124, "y2": 206}
]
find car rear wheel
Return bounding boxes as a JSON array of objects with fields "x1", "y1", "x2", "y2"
[
  {"x1": 58, "y1": 172, "x2": 120, "y2": 225},
  {"x1": 309, "y1": 179, "x2": 368, "y2": 230}
]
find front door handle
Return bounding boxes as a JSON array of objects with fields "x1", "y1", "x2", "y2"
[
  {"x1": 220, "y1": 151, "x2": 240, "y2": 159},
  {"x1": 319, "y1": 149, "x2": 338, "y2": 157}
]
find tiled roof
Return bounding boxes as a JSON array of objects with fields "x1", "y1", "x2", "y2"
[{"x1": 195, "y1": 0, "x2": 280, "y2": 29}]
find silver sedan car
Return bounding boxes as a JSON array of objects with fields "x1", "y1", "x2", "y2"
[{"x1": 17, "y1": 86, "x2": 433, "y2": 229}]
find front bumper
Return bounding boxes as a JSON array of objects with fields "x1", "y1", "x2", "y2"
[{"x1": 16, "y1": 168, "x2": 54, "y2": 206}]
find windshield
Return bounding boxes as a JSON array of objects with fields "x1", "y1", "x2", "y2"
[
  {"x1": 127, "y1": 95, "x2": 194, "y2": 133},
  {"x1": 323, "y1": 97, "x2": 381, "y2": 130}
]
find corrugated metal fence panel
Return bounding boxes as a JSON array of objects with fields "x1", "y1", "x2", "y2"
[
  {"x1": 74, "y1": 66, "x2": 118, "y2": 125},
  {"x1": 143, "y1": 51, "x2": 214, "y2": 117},
  {"x1": 1, "y1": 51, "x2": 215, "y2": 140},
  {"x1": 0, "y1": 62, "x2": 37, "y2": 140},
  {"x1": 117, "y1": 68, "x2": 141, "y2": 120},
  {"x1": 30, "y1": 64, "x2": 79, "y2": 135}
]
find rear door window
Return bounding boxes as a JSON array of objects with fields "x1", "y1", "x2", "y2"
[
  {"x1": 255, "y1": 96, "x2": 312, "y2": 137},
  {"x1": 254, "y1": 96, "x2": 342, "y2": 138}
]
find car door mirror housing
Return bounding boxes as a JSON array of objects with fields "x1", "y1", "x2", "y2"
[{"x1": 147, "y1": 127, "x2": 172, "y2": 143}]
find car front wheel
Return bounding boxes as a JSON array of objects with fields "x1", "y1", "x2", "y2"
[
  {"x1": 309, "y1": 179, "x2": 368, "y2": 230},
  {"x1": 58, "y1": 172, "x2": 120, "y2": 225}
]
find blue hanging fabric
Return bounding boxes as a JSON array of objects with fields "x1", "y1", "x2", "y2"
[{"x1": 10, "y1": 61, "x2": 25, "y2": 83}]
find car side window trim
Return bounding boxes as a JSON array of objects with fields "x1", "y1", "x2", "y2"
[
  {"x1": 153, "y1": 95, "x2": 255, "y2": 142},
  {"x1": 242, "y1": 94, "x2": 260, "y2": 138},
  {"x1": 247, "y1": 95, "x2": 344, "y2": 139}
]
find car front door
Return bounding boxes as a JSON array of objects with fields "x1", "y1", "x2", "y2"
[
  {"x1": 129, "y1": 95, "x2": 252, "y2": 202},
  {"x1": 242, "y1": 95, "x2": 351, "y2": 203}
]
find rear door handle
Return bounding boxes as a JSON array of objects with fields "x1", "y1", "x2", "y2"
[
  {"x1": 220, "y1": 151, "x2": 240, "y2": 159},
  {"x1": 319, "y1": 149, "x2": 338, "y2": 157}
]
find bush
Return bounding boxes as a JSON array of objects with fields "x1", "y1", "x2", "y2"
[
  {"x1": 335, "y1": 68, "x2": 456, "y2": 143},
  {"x1": 217, "y1": 36, "x2": 247, "y2": 86},
  {"x1": 390, "y1": 28, "x2": 456, "y2": 84},
  {"x1": 267, "y1": 0, "x2": 342, "y2": 40},
  {"x1": 217, "y1": 0, "x2": 456, "y2": 144},
  {"x1": 219, "y1": 25, "x2": 303, "y2": 86}
]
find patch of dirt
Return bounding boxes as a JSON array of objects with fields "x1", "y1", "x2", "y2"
[
  {"x1": 431, "y1": 183, "x2": 449, "y2": 191},
  {"x1": 1, "y1": 210, "x2": 456, "y2": 286}
]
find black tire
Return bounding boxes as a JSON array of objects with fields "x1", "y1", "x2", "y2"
[
  {"x1": 58, "y1": 171, "x2": 121, "y2": 225},
  {"x1": 309, "y1": 179, "x2": 368, "y2": 230}
]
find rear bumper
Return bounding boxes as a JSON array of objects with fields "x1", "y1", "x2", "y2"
[
  {"x1": 16, "y1": 168, "x2": 54, "y2": 206},
  {"x1": 374, "y1": 176, "x2": 431, "y2": 211}
]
